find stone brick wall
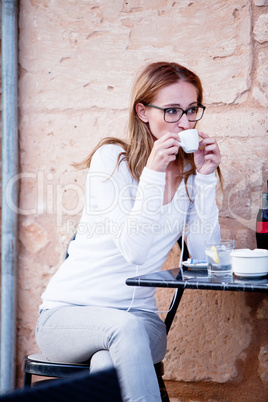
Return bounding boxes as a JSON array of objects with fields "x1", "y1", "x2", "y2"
[{"x1": 9, "y1": 0, "x2": 268, "y2": 399}]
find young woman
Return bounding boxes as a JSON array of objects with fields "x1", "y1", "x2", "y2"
[{"x1": 36, "y1": 62, "x2": 221, "y2": 401}]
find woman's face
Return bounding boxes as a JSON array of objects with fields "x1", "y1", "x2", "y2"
[{"x1": 139, "y1": 81, "x2": 198, "y2": 140}]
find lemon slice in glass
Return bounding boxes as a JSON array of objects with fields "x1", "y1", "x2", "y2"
[
  {"x1": 211, "y1": 246, "x2": 219, "y2": 263},
  {"x1": 205, "y1": 246, "x2": 220, "y2": 263}
]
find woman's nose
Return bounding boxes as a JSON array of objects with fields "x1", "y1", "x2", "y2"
[{"x1": 177, "y1": 113, "x2": 192, "y2": 130}]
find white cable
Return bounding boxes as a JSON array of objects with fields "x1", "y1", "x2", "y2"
[
  {"x1": 178, "y1": 213, "x2": 186, "y2": 283},
  {"x1": 157, "y1": 213, "x2": 186, "y2": 314},
  {"x1": 126, "y1": 264, "x2": 139, "y2": 312}
]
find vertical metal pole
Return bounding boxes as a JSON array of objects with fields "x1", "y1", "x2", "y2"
[{"x1": 1, "y1": 0, "x2": 18, "y2": 393}]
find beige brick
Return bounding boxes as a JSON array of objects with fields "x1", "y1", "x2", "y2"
[
  {"x1": 253, "y1": 13, "x2": 268, "y2": 43},
  {"x1": 160, "y1": 291, "x2": 252, "y2": 382},
  {"x1": 258, "y1": 346, "x2": 268, "y2": 383},
  {"x1": 254, "y1": 0, "x2": 268, "y2": 6},
  {"x1": 253, "y1": 50, "x2": 268, "y2": 106}
]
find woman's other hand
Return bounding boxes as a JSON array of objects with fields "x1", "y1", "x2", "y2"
[{"x1": 194, "y1": 131, "x2": 221, "y2": 175}]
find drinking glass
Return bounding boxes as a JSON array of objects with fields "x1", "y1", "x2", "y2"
[{"x1": 205, "y1": 240, "x2": 235, "y2": 277}]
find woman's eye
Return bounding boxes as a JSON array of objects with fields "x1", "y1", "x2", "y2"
[
  {"x1": 166, "y1": 108, "x2": 179, "y2": 115},
  {"x1": 188, "y1": 107, "x2": 198, "y2": 115}
]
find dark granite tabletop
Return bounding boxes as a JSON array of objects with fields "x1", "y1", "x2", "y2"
[{"x1": 126, "y1": 267, "x2": 268, "y2": 293}]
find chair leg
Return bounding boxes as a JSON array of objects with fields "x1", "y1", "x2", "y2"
[
  {"x1": 23, "y1": 372, "x2": 32, "y2": 387},
  {"x1": 157, "y1": 375, "x2": 170, "y2": 402}
]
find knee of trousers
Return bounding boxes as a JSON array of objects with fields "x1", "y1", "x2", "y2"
[
  {"x1": 90, "y1": 350, "x2": 114, "y2": 373},
  {"x1": 109, "y1": 313, "x2": 150, "y2": 354}
]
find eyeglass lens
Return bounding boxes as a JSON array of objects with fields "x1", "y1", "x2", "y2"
[{"x1": 164, "y1": 106, "x2": 204, "y2": 122}]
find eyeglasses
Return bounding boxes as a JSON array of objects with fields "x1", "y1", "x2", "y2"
[{"x1": 145, "y1": 104, "x2": 206, "y2": 123}]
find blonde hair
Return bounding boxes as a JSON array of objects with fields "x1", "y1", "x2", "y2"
[{"x1": 74, "y1": 61, "x2": 222, "y2": 190}]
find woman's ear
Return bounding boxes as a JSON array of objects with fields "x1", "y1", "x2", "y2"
[{"x1": 135, "y1": 103, "x2": 149, "y2": 123}]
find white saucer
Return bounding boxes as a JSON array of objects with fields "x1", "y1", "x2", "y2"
[
  {"x1": 182, "y1": 261, "x2": 207, "y2": 269},
  {"x1": 233, "y1": 271, "x2": 268, "y2": 278}
]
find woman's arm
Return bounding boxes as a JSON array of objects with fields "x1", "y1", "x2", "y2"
[{"x1": 83, "y1": 144, "x2": 166, "y2": 265}]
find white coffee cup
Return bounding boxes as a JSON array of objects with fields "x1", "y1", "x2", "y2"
[{"x1": 178, "y1": 129, "x2": 199, "y2": 153}]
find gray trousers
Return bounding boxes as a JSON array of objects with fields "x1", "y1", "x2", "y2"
[{"x1": 36, "y1": 306, "x2": 167, "y2": 402}]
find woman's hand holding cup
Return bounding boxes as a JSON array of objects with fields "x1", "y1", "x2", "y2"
[
  {"x1": 194, "y1": 131, "x2": 221, "y2": 175},
  {"x1": 146, "y1": 130, "x2": 221, "y2": 176},
  {"x1": 146, "y1": 132, "x2": 180, "y2": 172}
]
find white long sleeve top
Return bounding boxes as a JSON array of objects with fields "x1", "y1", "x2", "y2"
[{"x1": 40, "y1": 144, "x2": 220, "y2": 312}]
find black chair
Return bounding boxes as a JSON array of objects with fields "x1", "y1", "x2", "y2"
[
  {"x1": 22, "y1": 355, "x2": 166, "y2": 400},
  {"x1": 22, "y1": 236, "x2": 189, "y2": 402}
]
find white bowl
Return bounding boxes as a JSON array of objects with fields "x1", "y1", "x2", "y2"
[{"x1": 231, "y1": 249, "x2": 268, "y2": 277}]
